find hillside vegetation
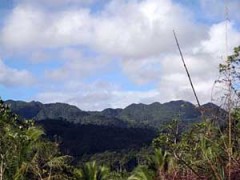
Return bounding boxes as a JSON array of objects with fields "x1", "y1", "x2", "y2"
[
  {"x1": 4, "y1": 100, "x2": 222, "y2": 129},
  {"x1": 4, "y1": 99, "x2": 224, "y2": 160},
  {"x1": 0, "y1": 46, "x2": 240, "y2": 179}
]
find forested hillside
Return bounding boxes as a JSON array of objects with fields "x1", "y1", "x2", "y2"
[
  {"x1": 3, "y1": 99, "x2": 225, "y2": 167},
  {"x1": 4, "y1": 100, "x2": 222, "y2": 129},
  {"x1": 37, "y1": 119, "x2": 156, "y2": 158}
]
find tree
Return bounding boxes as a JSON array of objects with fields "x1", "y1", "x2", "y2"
[
  {"x1": 129, "y1": 148, "x2": 176, "y2": 180},
  {"x1": 128, "y1": 166, "x2": 153, "y2": 180},
  {"x1": 74, "y1": 161, "x2": 110, "y2": 180},
  {"x1": 0, "y1": 99, "x2": 72, "y2": 179}
]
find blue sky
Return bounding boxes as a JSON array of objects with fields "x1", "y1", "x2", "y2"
[{"x1": 0, "y1": 0, "x2": 239, "y2": 110}]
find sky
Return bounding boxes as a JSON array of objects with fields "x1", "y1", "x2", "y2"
[{"x1": 0, "y1": 0, "x2": 239, "y2": 110}]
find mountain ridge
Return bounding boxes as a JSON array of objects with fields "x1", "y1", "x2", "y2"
[
  {"x1": 4, "y1": 99, "x2": 222, "y2": 129},
  {"x1": 3, "y1": 99, "x2": 225, "y2": 157}
]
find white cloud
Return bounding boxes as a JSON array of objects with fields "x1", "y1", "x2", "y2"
[
  {"x1": 0, "y1": 58, "x2": 35, "y2": 87},
  {"x1": 36, "y1": 81, "x2": 160, "y2": 111},
  {"x1": 45, "y1": 48, "x2": 111, "y2": 81},
  {"x1": 0, "y1": 5, "x2": 93, "y2": 50},
  {"x1": 1, "y1": 5, "x2": 45, "y2": 49},
  {"x1": 121, "y1": 56, "x2": 161, "y2": 85},
  {"x1": 1, "y1": 0, "x2": 240, "y2": 110},
  {"x1": 92, "y1": 0, "x2": 207, "y2": 58},
  {"x1": 1, "y1": 0, "x2": 206, "y2": 58},
  {"x1": 154, "y1": 21, "x2": 240, "y2": 106},
  {"x1": 30, "y1": 50, "x2": 50, "y2": 63},
  {"x1": 200, "y1": 21, "x2": 240, "y2": 57}
]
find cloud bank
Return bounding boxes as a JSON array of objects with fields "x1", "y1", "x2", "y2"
[{"x1": 0, "y1": 0, "x2": 239, "y2": 110}]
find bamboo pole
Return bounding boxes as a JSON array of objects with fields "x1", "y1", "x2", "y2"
[{"x1": 173, "y1": 30, "x2": 201, "y2": 108}]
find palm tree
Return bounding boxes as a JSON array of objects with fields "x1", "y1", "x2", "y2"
[
  {"x1": 129, "y1": 149, "x2": 175, "y2": 180},
  {"x1": 150, "y1": 149, "x2": 175, "y2": 179},
  {"x1": 128, "y1": 166, "x2": 153, "y2": 180},
  {"x1": 23, "y1": 140, "x2": 71, "y2": 180},
  {"x1": 0, "y1": 100, "x2": 71, "y2": 180},
  {"x1": 74, "y1": 161, "x2": 109, "y2": 180}
]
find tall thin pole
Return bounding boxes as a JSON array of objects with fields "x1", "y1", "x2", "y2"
[
  {"x1": 173, "y1": 30, "x2": 201, "y2": 108},
  {"x1": 224, "y1": 0, "x2": 232, "y2": 179}
]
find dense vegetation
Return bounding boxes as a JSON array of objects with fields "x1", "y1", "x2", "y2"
[
  {"x1": 4, "y1": 100, "x2": 224, "y2": 162},
  {"x1": 5, "y1": 100, "x2": 218, "y2": 129},
  {"x1": 37, "y1": 119, "x2": 156, "y2": 158},
  {"x1": 0, "y1": 46, "x2": 240, "y2": 179},
  {"x1": 1, "y1": 98, "x2": 240, "y2": 179},
  {"x1": 0, "y1": 99, "x2": 72, "y2": 179}
]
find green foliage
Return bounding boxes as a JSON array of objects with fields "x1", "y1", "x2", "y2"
[
  {"x1": 152, "y1": 119, "x2": 180, "y2": 151},
  {"x1": 0, "y1": 99, "x2": 72, "y2": 180},
  {"x1": 151, "y1": 115, "x2": 240, "y2": 179},
  {"x1": 129, "y1": 148, "x2": 177, "y2": 180},
  {"x1": 5, "y1": 100, "x2": 206, "y2": 129},
  {"x1": 80, "y1": 148, "x2": 153, "y2": 173},
  {"x1": 1, "y1": 45, "x2": 240, "y2": 179},
  {"x1": 219, "y1": 45, "x2": 240, "y2": 96},
  {"x1": 2, "y1": 98, "x2": 238, "y2": 179},
  {"x1": 74, "y1": 161, "x2": 110, "y2": 180},
  {"x1": 128, "y1": 166, "x2": 154, "y2": 180},
  {"x1": 40, "y1": 119, "x2": 156, "y2": 158}
]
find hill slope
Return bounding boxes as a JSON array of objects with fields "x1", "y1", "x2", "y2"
[
  {"x1": 4, "y1": 99, "x2": 224, "y2": 157},
  {"x1": 4, "y1": 100, "x2": 220, "y2": 128}
]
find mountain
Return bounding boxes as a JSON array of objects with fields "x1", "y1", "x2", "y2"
[
  {"x1": 4, "y1": 100, "x2": 223, "y2": 129},
  {"x1": 5, "y1": 100, "x2": 88, "y2": 121},
  {"x1": 3, "y1": 99, "x2": 225, "y2": 158},
  {"x1": 117, "y1": 100, "x2": 201, "y2": 127}
]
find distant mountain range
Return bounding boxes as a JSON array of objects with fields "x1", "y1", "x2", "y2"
[
  {"x1": 4, "y1": 99, "x2": 222, "y2": 129},
  {"x1": 4, "y1": 99, "x2": 225, "y2": 157}
]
